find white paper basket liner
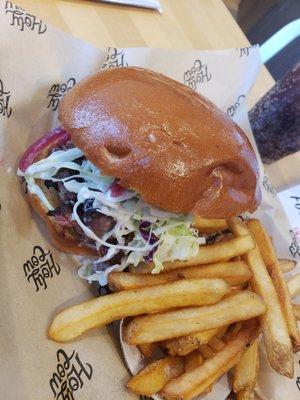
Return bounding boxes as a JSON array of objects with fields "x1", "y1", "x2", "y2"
[{"x1": 119, "y1": 320, "x2": 231, "y2": 400}]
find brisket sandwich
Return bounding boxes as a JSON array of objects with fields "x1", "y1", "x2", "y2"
[{"x1": 18, "y1": 67, "x2": 260, "y2": 282}]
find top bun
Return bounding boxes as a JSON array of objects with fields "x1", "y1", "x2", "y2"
[{"x1": 59, "y1": 67, "x2": 261, "y2": 218}]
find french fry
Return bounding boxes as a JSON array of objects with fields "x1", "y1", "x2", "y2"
[
  {"x1": 236, "y1": 388, "x2": 255, "y2": 400},
  {"x1": 223, "y1": 322, "x2": 243, "y2": 341},
  {"x1": 227, "y1": 218, "x2": 249, "y2": 237},
  {"x1": 287, "y1": 274, "x2": 300, "y2": 298},
  {"x1": 48, "y1": 278, "x2": 230, "y2": 342},
  {"x1": 184, "y1": 351, "x2": 204, "y2": 372},
  {"x1": 233, "y1": 338, "x2": 259, "y2": 393},
  {"x1": 192, "y1": 216, "x2": 228, "y2": 234},
  {"x1": 229, "y1": 219, "x2": 294, "y2": 377},
  {"x1": 138, "y1": 343, "x2": 157, "y2": 358},
  {"x1": 228, "y1": 286, "x2": 246, "y2": 296},
  {"x1": 186, "y1": 348, "x2": 214, "y2": 394},
  {"x1": 215, "y1": 326, "x2": 229, "y2": 340},
  {"x1": 208, "y1": 337, "x2": 225, "y2": 352},
  {"x1": 127, "y1": 356, "x2": 184, "y2": 396},
  {"x1": 287, "y1": 275, "x2": 300, "y2": 323},
  {"x1": 160, "y1": 319, "x2": 260, "y2": 400},
  {"x1": 161, "y1": 327, "x2": 223, "y2": 356},
  {"x1": 279, "y1": 259, "x2": 297, "y2": 273},
  {"x1": 134, "y1": 235, "x2": 255, "y2": 273},
  {"x1": 293, "y1": 304, "x2": 300, "y2": 320},
  {"x1": 199, "y1": 344, "x2": 214, "y2": 359},
  {"x1": 109, "y1": 270, "x2": 178, "y2": 290},
  {"x1": 109, "y1": 261, "x2": 252, "y2": 291},
  {"x1": 124, "y1": 291, "x2": 266, "y2": 345},
  {"x1": 199, "y1": 337, "x2": 225, "y2": 359},
  {"x1": 247, "y1": 219, "x2": 300, "y2": 350}
]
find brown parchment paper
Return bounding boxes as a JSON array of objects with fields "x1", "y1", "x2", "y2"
[{"x1": 0, "y1": 1, "x2": 299, "y2": 399}]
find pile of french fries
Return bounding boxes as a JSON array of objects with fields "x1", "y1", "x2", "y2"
[{"x1": 48, "y1": 218, "x2": 300, "y2": 400}]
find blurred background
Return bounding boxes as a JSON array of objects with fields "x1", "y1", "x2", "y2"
[
  {"x1": 224, "y1": 0, "x2": 300, "y2": 80},
  {"x1": 223, "y1": 0, "x2": 299, "y2": 199}
]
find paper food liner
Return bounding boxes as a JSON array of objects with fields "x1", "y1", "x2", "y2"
[
  {"x1": 0, "y1": 2, "x2": 299, "y2": 399},
  {"x1": 120, "y1": 319, "x2": 231, "y2": 400}
]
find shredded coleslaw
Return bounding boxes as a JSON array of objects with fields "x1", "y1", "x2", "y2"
[{"x1": 18, "y1": 145, "x2": 205, "y2": 284}]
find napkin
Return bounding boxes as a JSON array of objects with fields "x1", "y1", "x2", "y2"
[{"x1": 97, "y1": 0, "x2": 162, "y2": 12}]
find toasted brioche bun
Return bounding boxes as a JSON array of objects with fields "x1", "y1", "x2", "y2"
[{"x1": 59, "y1": 67, "x2": 261, "y2": 219}]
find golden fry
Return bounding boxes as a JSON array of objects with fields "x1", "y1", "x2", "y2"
[
  {"x1": 247, "y1": 219, "x2": 300, "y2": 350},
  {"x1": 229, "y1": 219, "x2": 294, "y2": 378},
  {"x1": 161, "y1": 328, "x2": 222, "y2": 356},
  {"x1": 236, "y1": 388, "x2": 255, "y2": 400},
  {"x1": 293, "y1": 304, "x2": 300, "y2": 320},
  {"x1": 215, "y1": 326, "x2": 229, "y2": 340},
  {"x1": 138, "y1": 343, "x2": 157, "y2": 358},
  {"x1": 185, "y1": 349, "x2": 216, "y2": 394},
  {"x1": 160, "y1": 319, "x2": 260, "y2": 400},
  {"x1": 199, "y1": 344, "x2": 214, "y2": 359},
  {"x1": 110, "y1": 261, "x2": 252, "y2": 291},
  {"x1": 48, "y1": 278, "x2": 230, "y2": 342},
  {"x1": 127, "y1": 356, "x2": 184, "y2": 396},
  {"x1": 109, "y1": 270, "x2": 177, "y2": 290},
  {"x1": 233, "y1": 338, "x2": 259, "y2": 392},
  {"x1": 279, "y1": 259, "x2": 297, "y2": 273},
  {"x1": 227, "y1": 218, "x2": 249, "y2": 237},
  {"x1": 288, "y1": 274, "x2": 300, "y2": 298},
  {"x1": 223, "y1": 322, "x2": 243, "y2": 341},
  {"x1": 184, "y1": 351, "x2": 204, "y2": 372},
  {"x1": 183, "y1": 349, "x2": 214, "y2": 397},
  {"x1": 231, "y1": 255, "x2": 241, "y2": 261},
  {"x1": 208, "y1": 336, "x2": 225, "y2": 352},
  {"x1": 124, "y1": 291, "x2": 266, "y2": 345},
  {"x1": 134, "y1": 235, "x2": 255, "y2": 272},
  {"x1": 192, "y1": 216, "x2": 228, "y2": 234}
]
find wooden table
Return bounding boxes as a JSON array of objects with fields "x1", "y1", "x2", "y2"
[
  {"x1": 18, "y1": 0, "x2": 274, "y2": 107},
  {"x1": 17, "y1": 0, "x2": 299, "y2": 190}
]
